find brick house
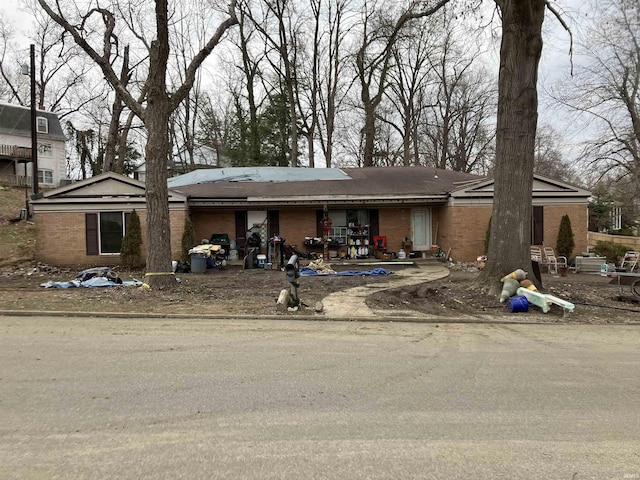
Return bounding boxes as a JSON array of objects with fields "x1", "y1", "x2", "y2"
[
  {"x1": 0, "y1": 102, "x2": 68, "y2": 189},
  {"x1": 31, "y1": 172, "x2": 188, "y2": 265},
  {"x1": 30, "y1": 166, "x2": 591, "y2": 266}
]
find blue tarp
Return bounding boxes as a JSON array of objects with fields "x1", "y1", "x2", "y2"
[
  {"x1": 41, "y1": 278, "x2": 143, "y2": 288},
  {"x1": 299, "y1": 267, "x2": 393, "y2": 277}
]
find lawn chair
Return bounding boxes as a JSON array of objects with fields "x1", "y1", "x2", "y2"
[
  {"x1": 620, "y1": 251, "x2": 639, "y2": 272},
  {"x1": 543, "y1": 246, "x2": 568, "y2": 275},
  {"x1": 531, "y1": 246, "x2": 543, "y2": 264}
]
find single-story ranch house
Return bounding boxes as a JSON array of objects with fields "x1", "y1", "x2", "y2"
[{"x1": 30, "y1": 166, "x2": 591, "y2": 266}]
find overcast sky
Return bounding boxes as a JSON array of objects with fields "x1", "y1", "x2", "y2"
[{"x1": 1, "y1": 0, "x2": 592, "y2": 161}]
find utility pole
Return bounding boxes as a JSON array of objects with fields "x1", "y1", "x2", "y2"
[{"x1": 30, "y1": 44, "x2": 38, "y2": 198}]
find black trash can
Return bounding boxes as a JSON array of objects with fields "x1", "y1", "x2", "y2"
[{"x1": 245, "y1": 248, "x2": 255, "y2": 269}]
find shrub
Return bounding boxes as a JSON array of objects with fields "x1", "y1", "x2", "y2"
[
  {"x1": 181, "y1": 216, "x2": 196, "y2": 262},
  {"x1": 555, "y1": 214, "x2": 575, "y2": 260},
  {"x1": 610, "y1": 227, "x2": 636, "y2": 236},
  {"x1": 592, "y1": 240, "x2": 632, "y2": 264},
  {"x1": 120, "y1": 210, "x2": 143, "y2": 267}
]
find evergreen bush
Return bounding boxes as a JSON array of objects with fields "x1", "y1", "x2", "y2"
[
  {"x1": 555, "y1": 214, "x2": 575, "y2": 260},
  {"x1": 181, "y1": 216, "x2": 196, "y2": 262},
  {"x1": 593, "y1": 241, "x2": 632, "y2": 264},
  {"x1": 120, "y1": 210, "x2": 143, "y2": 267}
]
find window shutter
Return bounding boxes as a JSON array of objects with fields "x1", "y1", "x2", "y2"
[
  {"x1": 268, "y1": 210, "x2": 279, "y2": 238},
  {"x1": 86, "y1": 213, "x2": 99, "y2": 255},
  {"x1": 235, "y1": 210, "x2": 247, "y2": 241},
  {"x1": 369, "y1": 209, "x2": 379, "y2": 238},
  {"x1": 532, "y1": 206, "x2": 544, "y2": 245},
  {"x1": 316, "y1": 210, "x2": 324, "y2": 237}
]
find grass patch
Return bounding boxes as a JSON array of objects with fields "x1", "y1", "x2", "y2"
[{"x1": 0, "y1": 186, "x2": 35, "y2": 265}]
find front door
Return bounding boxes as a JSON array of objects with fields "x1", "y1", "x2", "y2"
[{"x1": 411, "y1": 208, "x2": 432, "y2": 250}]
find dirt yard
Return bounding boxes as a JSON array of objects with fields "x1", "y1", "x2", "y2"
[
  {"x1": 367, "y1": 264, "x2": 640, "y2": 324},
  {"x1": 0, "y1": 260, "x2": 638, "y2": 323}
]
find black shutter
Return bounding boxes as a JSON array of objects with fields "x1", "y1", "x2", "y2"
[
  {"x1": 369, "y1": 209, "x2": 379, "y2": 238},
  {"x1": 235, "y1": 210, "x2": 247, "y2": 242},
  {"x1": 316, "y1": 210, "x2": 324, "y2": 237},
  {"x1": 86, "y1": 213, "x2": 99, "y2": 255},
  {"x1": 268, "y1": 210, "x2": 279, "y2": 238},
  {"x1": 532, "y1": 206, "x2": 544, "y2": 245}
]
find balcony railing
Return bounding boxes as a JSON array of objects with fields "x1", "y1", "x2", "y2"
[
  {"x1": 0, "y1": 174, "x2": 31, "y2": 187},
  {"x1": 0, "y1": 144, "x2": 33, "y2": 160}
]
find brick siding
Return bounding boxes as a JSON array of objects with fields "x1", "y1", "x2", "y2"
[{"x1": 35, "y1": 209, "x2": 186, "y2": 266}]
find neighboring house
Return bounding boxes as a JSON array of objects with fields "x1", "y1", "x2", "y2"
[
  {"x1": 0, "y1": 102, "x2": 68, "y2": 189},
  {"x1": 30, "y1": 166, "x2": 591, "y2": 267}
]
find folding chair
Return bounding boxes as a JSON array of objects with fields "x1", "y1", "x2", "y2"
[
  {"x1": 543, "y1": 247, "x2": 567, "y2": 275},
  {"x1": 530, "y1": 246, "x2": 543, "y2": 264}
]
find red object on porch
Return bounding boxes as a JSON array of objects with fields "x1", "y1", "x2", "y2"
[{"x1": 373, "y1": 236, "x2": 387, "y2": 251}]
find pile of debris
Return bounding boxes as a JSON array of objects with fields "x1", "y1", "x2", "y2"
[{"x1": 499, "y1": 268, "x2": 575, "y2": 315}]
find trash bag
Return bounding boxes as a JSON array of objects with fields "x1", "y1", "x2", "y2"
[
  {"x1": 76, "y1": 267, "x2": 122, "y2": 284},
  {"x1": 247, "y1": 232, "x2": 262, "y2": 247},
  {"x1": 174, "y1": 261, "x2": 191, "y2": 273}
]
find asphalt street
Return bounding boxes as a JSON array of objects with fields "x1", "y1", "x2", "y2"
[{"x1": 0, "y1": 316, "x2": 639, "y2": 479}]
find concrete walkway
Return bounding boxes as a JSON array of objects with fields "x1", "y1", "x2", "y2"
[{"x1": 320, "y1": 264, "x2": 450, "y2": 318}]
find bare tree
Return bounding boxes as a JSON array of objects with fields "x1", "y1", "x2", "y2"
[
  {"x1": 355, "y1": 0, "x2": 452, "y2": 167},
  {"x1": 419, "y1": 23, "x2": 496, "y2": 173},
  {"x1": 533, "y1": 124, "x2": 577, "y2": 183},
  {"x1": 384, "y1": 20, "x2": 436, "y2": 166},
  {"x1": 0, "y1": 16, "x2": 26, "y2": 102},
  {"x1": 0, "y1": 7, "x2": 97, "y2": 119},
  {"x1": 244, "y1": 0, "x2": 300, "y2": 166},
  {"x1": 554, "y1": 0, "x2": 640, "y2": 205},
  {"x1": 222, "y1": 2, "x2": 265, "y2": 165},
  {"x1": 480, "y1": 0, "x2": 571, "y2": 290},
  {"x1": 37, "y1": 0, "x2": 238, "y2": 288},
  {"x1": 315, "y1": 0, "x2": 352, "y2": 168}
]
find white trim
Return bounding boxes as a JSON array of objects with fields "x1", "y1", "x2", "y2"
[
  {"x1": 98, "y1": 211, "x2": 126, "y2": 255},
  {"x1": 36, "y1": 116, "x2": 49, "y2": 134}
]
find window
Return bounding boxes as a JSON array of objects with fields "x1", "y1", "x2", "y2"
[
  {"x1": 100, "y1": 212, "x2": 126, "y2": 254},
  {"x1": 38, "y1": 169, "x2": 53, "y2": 184},
  {"x1": 36, "y1": 116, "x2": 48, "y2": 134},
  {"x1": 37, "y1": 143, "x2": 52, "y2": 157},
  {"x1": 85, "y1": 212, "x2": 130, "y2": 255}
]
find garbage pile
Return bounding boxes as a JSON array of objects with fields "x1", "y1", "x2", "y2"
[
  {"x1": 499, "y1": 268, "x2": 575, "y2": 315},
  {"x1": 41, "y1": 267, "x2": 142, "y2": 289}
]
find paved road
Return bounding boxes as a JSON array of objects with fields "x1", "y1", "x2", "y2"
[{"x1": 1, "y1": 316, "x2": 639, "y2": 480}]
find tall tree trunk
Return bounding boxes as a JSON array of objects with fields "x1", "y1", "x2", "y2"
[
  {"x1": 480, "y1": 0, "x2": 545, "y2": 291},
  {"x1": 114, "y1": 110, "x2": 135, "y2": 174},
  {"x1": 104, "y1": 45, "x2": 130, "y2": 173},
  {"x1": 362, "y1": 102, "x2": 376, "y2": 167},
  {"x1": 143, "y1": 0, "x2": 174, "y2": 288}
]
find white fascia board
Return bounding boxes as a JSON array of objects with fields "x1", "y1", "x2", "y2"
[
  {"x1": 33, "y1": 203, "x2": 188, "y2": 213},
  {"x1": 247, "y1": 194, "x2": 448, "y2": 203}
]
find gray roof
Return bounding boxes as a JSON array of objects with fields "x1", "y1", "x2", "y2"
[
  {"x1": 0, "y1": 102, "x2": 66, "y2": 141},
  {"x1": 170, "y1": 166, "x2": 483, "y2": 206},
  {"x1": 167, "y1": 166, "x2": 350, "y2": 187}
]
